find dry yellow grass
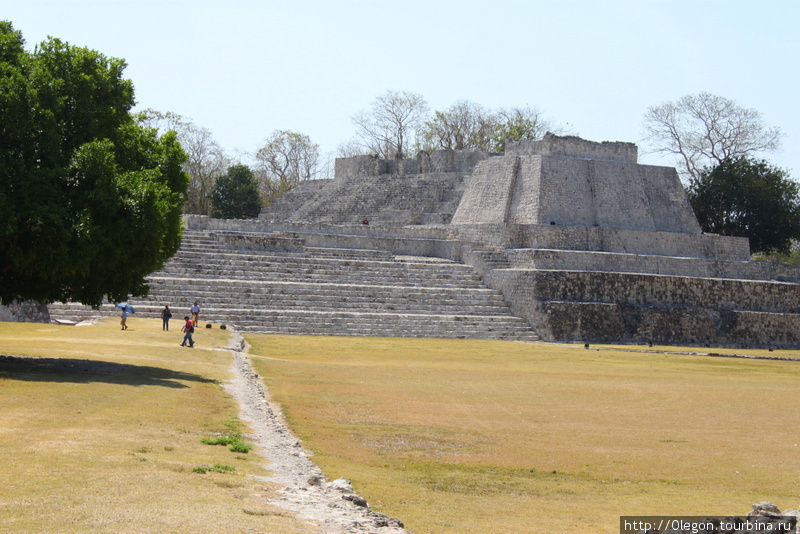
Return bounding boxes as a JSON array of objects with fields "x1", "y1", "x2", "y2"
[
  {"x1": 246, "y1": 335, "x2": 800, "y2": 534},
  {"x1": 0, "y1": 319, "x2": 311, "y2": 534}
]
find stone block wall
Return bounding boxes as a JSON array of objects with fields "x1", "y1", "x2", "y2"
[
  {"x1": 259, "y1": 179, "x2": 332, "y2": 223},
  {"x1": 446, "y1": 223, "x2": 750, "y2": 261},
  {"x1": 220, "y1": 233, "x2": 306, "y2": 252},
  {"x1": 285, "y1": 171, "x2": 470, "y2": 225},
  {"x1": 0, "y1": 300, "x2": 50, "y2": 323},
  {"x1": 333, "y1": 149, "x2": 489, "y2": 182},
  {"x1": 450, "y1": 157, "x2": 520, "y2": 224},
  {"x1": 536, "y1": 301, "x2": 800, "y2": 347},
  {"x1": 483, "y1": 268, "x2": 800, "y2": 346},
  {"x1": 521, "y1": 270, "x2": 800, "y2": 313},
  {"x1": 453, "y1": 151, "x2": 700, "y2": 236},
  {"x1": 502, "y1": 248, "x2": 800, "y2": 282},
  {"x1": 506, "y1": 133, "x2": 638, "y2": 162},
  {"x1": 535, "y1": 157, "x2": 700, "y2": 233}
]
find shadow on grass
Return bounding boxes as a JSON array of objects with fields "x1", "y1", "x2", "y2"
[{"x1": 0, "y1": 355, "x2": 216, "y2": 388}]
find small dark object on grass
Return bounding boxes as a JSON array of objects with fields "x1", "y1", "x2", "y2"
[
  {"x1": 220, "y1": 324, "x2": 227, "y2": 330},
  {"x1": 205, "y1": 323, "x2": 212, "y2": 329}
]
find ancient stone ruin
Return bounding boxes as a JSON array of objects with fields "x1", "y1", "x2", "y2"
[{"x1": 45, "y1": 133, "x2": 800, "y2": 347}]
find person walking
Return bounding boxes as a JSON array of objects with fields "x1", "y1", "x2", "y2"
[
  {"x1": 120, "y1": 308, "x2": 128, "y2": 330},
  {"x1": 160, "y1": 305, "x2": 172, "y2": 331},
  {"x1": 181, "y1": 316, "x2": 194, "y2": 348},
  {"x1": 190, "y1": 301, "x2": 200, "y2": 327}
]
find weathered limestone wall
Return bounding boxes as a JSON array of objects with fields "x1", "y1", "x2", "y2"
[
  {"x1": 502, "y1": 248, "x2": 800, "y2": 282},
  {"x1": 483, "y1": 269, "x2": 800, "y2": 346},
  {"x1": 0, "y1": 301, "x2": 50, "y2": 323},
  {"x1": 450, "y1": 157, "x2": 520, "y2": 224},
  {"x1": 453, "y1": 136, "x2": 701, "y2": 236},
  {"x1": 448, "y1": 223, "x2": 750, "y2": 260},
  {"x1": 259, "y1": 179, "x2": 332, "y2": 223},
  {"x1": 506, "y1": 134, "x2": 638, "y2": 162},
  {"x1": 185, "y1": 216, "x2": 461, "y2": 260},
  {"x1": 220, "y1": 233, "x2": 305, "y2": 252},
  {"x1": 518, "y1": 270, "x2": 800, "y2": 313},
  {"x1": 333, "y1": 149, "x2": 489, "y2": 182},
  {"x1": 534, "y1": 157, "x2": 700, "y2": 233},
  {"x1": 289, "y1": 172, "x2": 467, "y2": 225},
  {"x1": 539, "y1": 302, "x2": 800, "y2": 347}
]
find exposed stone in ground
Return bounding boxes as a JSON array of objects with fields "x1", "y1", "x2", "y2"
[{"x1": 222, "y1": 328, "x2": 410, "y2": 534}]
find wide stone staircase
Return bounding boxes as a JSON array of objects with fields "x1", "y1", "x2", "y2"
[{"x1": 48, "y1": 230, "x2": 540, "y2": 341}]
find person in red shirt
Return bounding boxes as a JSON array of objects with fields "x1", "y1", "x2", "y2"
[{"x1": 181, "y1": 316, "x2": 194, "y2": 347}]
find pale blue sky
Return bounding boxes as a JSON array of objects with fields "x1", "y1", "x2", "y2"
[{"x1": 4, "y1": 0, "x2": 798, "y2": 175}]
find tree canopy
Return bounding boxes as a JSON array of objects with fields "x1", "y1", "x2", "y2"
[
  {"x1": 418, "y1": 100, "x2": 496, "y2": 152},
  {"x1": 208, "y1": 164, "x2": 262, "y2": 219},
  {"x1": 0, "y1": 22, "x2": 189, "y2": 306},
  {"x1": 490, "y1": 106, "x2": 561, "y2": 153},
  {"x1": 254, "y1": 130, "x2": 321, "y2": 205},
  {"x1": 687, "y1": 157, "x2": 800, "y2": 254}
]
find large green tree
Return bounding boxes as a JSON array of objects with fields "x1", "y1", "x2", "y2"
[
  {"x1": 0, "y1": 22, "x2": 189, "y2": 306},
  {"x1": 687, "y1": 157, "x2": 800, "y2": 254},
  {"x1": 208, "y1": 165, "x2": 261, "y2": 219}
]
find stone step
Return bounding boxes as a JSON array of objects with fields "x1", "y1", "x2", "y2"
[
  {"x1": 139, "y1": 289, "x2": 511, "y2": 310},
  {"x1": 155, "y1": 268, "x2": 486, "y2": 288},
  {"x1": 162, "y1": 258, "x2": 482, "y2": 277},
  {"x1": 145, "y1": 277, "x2": 502, "y2": 297},
  {"x1": 170, "y1": 250, "x2": 476, "y2": 273},
  {"x1": 47, "y1": 228, "x2": 542, "y2": 341},
  {"x1": 171, "y1": 246, "x2": 473, "y2": 266},
  {"x1": 107, "y1": 280, "x2": 514, "y2": 311},
  {"x1": 158, "y1": 259, "x2": 485, "y2": 283},
  {"x1": 47, "y1": 304, "x2": 539, "y2": 341},
  {"x1": 112, "y1": 299, "x2": 512, "y2": 316}
]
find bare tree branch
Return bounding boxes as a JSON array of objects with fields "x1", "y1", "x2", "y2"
[
  {"x1": 350, "y1": 90, "x2": 429, "y2": 159},
  {"x1": 643, "y1": 92, "x2": 783, "y2": 182}
]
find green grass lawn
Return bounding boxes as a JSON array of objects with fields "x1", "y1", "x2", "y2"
[
  {"x1": 246, "y1": 335, "x2": 800, "y2": 534},
  {"x1": 0, "y1": 319, "x2": 310, "y2": 534}
]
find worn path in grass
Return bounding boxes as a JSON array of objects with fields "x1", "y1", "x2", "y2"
[{"x1": 223, "y1": 327, "x2": 409, "y2": 533}]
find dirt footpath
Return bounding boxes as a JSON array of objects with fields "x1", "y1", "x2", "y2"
[{"x1": 223, "y1": 329, "x2": 410, "y2": 534}]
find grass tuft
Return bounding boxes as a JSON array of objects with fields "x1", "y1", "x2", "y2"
[
  {"x1": 201, "y1": 432, "x2": 252, "y2": 453},
  {"x1": 193, "y1": 464, "x2": 236, "y2": 475}
]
